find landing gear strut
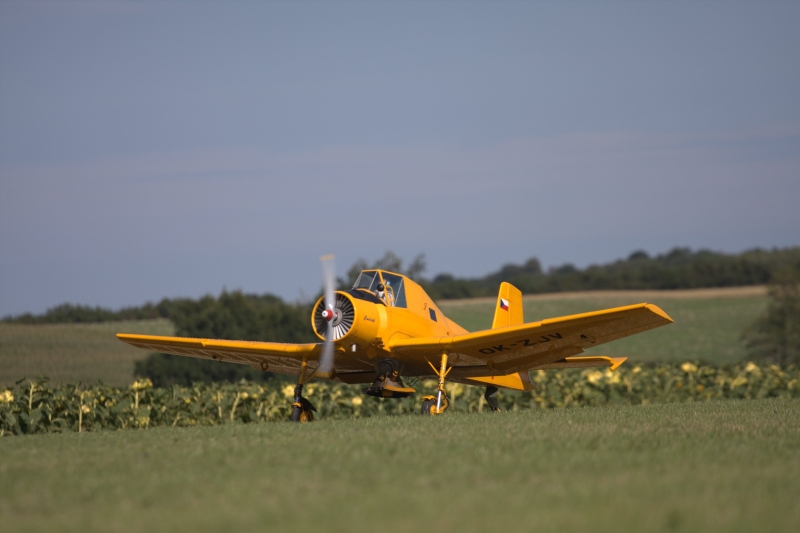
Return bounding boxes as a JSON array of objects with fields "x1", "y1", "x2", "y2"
[
  {"x1": 291, "y1": 358, "x2": 317, "y2": 423},
  {"x1": 421, "y1": 351, "x2": 451, "y2": 416}
]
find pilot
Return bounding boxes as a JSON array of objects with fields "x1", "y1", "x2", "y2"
[{"x1": 375, "y1": 283, "x2": 385, "y2": 300}]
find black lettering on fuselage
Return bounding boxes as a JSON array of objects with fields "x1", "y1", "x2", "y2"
[{"x1": 480, "y1": 332, "x2": 563, "y2": 355}]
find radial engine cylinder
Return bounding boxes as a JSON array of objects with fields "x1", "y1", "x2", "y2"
[{"x1": 311, "y1": 292, "x2": 381, "y2": 347}]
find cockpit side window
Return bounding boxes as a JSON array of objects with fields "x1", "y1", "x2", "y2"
[
  {"x1": 367, "y1": 273, "x2": 382, "y2": 293},
  {"x1": 381, "y1": 273, "x2": 407, "y2": 308}
]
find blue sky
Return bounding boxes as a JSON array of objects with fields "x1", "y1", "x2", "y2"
[{"x1": 1, "y1": 0, "x2": 798, "y2": 316}]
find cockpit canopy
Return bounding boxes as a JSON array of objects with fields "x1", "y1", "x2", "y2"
[{"x1": 352, "y1": 270, "x2": 407, "y2": 308}]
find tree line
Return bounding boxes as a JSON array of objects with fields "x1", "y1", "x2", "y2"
[
  {"x1": 418, "y1": 246, "x2": 800, "y2": 300},
  {"x1": 7, "y1": 247, "x2": 798, "y2": 327},
  {"x1": 742, "y1": 269, "x2": 800, "y2": 367}
]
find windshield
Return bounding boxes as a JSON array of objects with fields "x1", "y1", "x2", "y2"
[
  {"x1": 352, "y1": 270, "x2": 407, "y2": 308},
  {"x1": 353, "y1": 271, "x2": 376, "y2": 290}
]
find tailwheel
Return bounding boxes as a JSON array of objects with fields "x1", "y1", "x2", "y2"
[{"x1": 484, "y1": 385, "x2": 500, "y2": 412}]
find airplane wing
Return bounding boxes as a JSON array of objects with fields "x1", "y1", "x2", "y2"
[
  {"x1": 389, "y1": 303, "x2": 672, "y2": 375},
  {"x1": 117, "y1": 333, "x2": 322, "y2": 377}
]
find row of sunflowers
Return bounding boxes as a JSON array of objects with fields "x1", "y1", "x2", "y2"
[{"x1": 1, "y1": 361, "x2": 798, "y2": 436}]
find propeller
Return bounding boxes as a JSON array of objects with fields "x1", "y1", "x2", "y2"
[{"x1": 316, "y1": 254, "x2": 337, "y2": 378}]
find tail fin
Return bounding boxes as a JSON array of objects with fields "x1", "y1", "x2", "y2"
[
  {"x1": 492, "y1": 282, "x2": 523, "y2": 329},
  {"x1": 472, "y1": 282, "x2": 531, "y2": 391}
]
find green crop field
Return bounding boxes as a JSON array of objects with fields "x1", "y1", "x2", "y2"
[
  {"x1": 439, "y1": 286, "x2": 768, "y2": 366},
  {"x1": 0, "y1": 319, "x2": 175, "y2": 387},
  {"x1": 0, "y1": 398, "x2": 797, "y2": 533}
]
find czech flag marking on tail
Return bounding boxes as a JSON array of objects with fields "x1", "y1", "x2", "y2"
[{"x1": 500, "y1": 298, "x2": 509, "y2": 311}]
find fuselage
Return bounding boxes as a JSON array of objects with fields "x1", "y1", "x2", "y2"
[{"x1": 310, "y1": 270, "x2": 467, "y2": 375}]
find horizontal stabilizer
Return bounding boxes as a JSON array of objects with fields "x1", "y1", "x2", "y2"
[
  {"x1": 465, "y1": 371, "x2": 534, "y2": 391},
  {"x1": 536, "y1": 356, "x2": 627, "y2": 371}
]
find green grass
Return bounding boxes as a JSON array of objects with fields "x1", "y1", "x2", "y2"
[
  {"x1": 0, "y1": 319, "x2": 175, "y2": 387},
  {"x1": 439, "y1": 288, "x2": 768, "y2": 365},
  {"x1": 1, "y1": 398, "x2": 797, "y2": 532}
]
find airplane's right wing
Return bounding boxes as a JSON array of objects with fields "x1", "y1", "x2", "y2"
[{"x1": 117, "y1": 333, "x2": 322, "y2": 376}]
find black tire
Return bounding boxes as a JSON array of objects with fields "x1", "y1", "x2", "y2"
[
  {"x1": 291, "y1": 406, "x2": 313, "y2": 422},
  {"x1": 420, "y1": 399, "x2": 435, "y2": 415},
  {"x1": 291, "y1": 405, "x2": 303, "y2": 422}
]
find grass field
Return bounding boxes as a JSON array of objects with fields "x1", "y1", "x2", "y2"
[
  {"x1": 0, "y1": 397, "x2": 797, "y2": 532},
  {"x1": 0, "y1": 319, "x2": 174, "y2": 387},
  {"x1": 439, "y1": 286, "x2": 768, "y2": 365}
]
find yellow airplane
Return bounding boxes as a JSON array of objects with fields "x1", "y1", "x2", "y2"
[{"x1": 117, "y1": 255, "x2": 673, "y2": 422}]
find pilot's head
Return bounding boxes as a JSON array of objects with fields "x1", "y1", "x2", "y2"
[{"x1": 376, "y1": 282, "x2": 385, "y2": 298}]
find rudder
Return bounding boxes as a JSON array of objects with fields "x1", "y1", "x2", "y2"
[
  {"x1": 491, "y1": 282, "x2": 523, "y2": 329},
  {"x1": 473, "y1": 282, "x2": 532, "y2": 392}
]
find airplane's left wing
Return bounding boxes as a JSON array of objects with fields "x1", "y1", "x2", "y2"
[
  {"x1": 117, "y1": 334, "x2": 321, "y2": 377},
  {"x1": 389, "y1": 303, "x2": 672, "y2": 375}
]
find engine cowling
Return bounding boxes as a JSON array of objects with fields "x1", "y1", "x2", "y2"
[{"x1": 311, "y1": 291, "x2": 381, "y2": 347}]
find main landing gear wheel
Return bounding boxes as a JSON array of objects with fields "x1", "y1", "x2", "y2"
[
  {"x1": 290, "y1": 381, "x2": 317, "y2": 423},
  {"x1": 291, "y1": 404, "x2": 314, "y2": 423},
  {"x1": 420, "y1": 393, "x2": 449, "y2": 415},
  {"x1": 420, "y1": 398, "x2": 436, "y2": 415},
  {"x1": 421, "y1": 350, "x2": 452, "y2": 416}
]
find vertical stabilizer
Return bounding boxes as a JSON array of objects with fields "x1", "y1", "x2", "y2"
[
  {"x1": 492, "y1": 282, "x2": 523, "y2": 329},
  {"x1": 483, "y1": 282, "x2": 531, "y2": 391}
]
